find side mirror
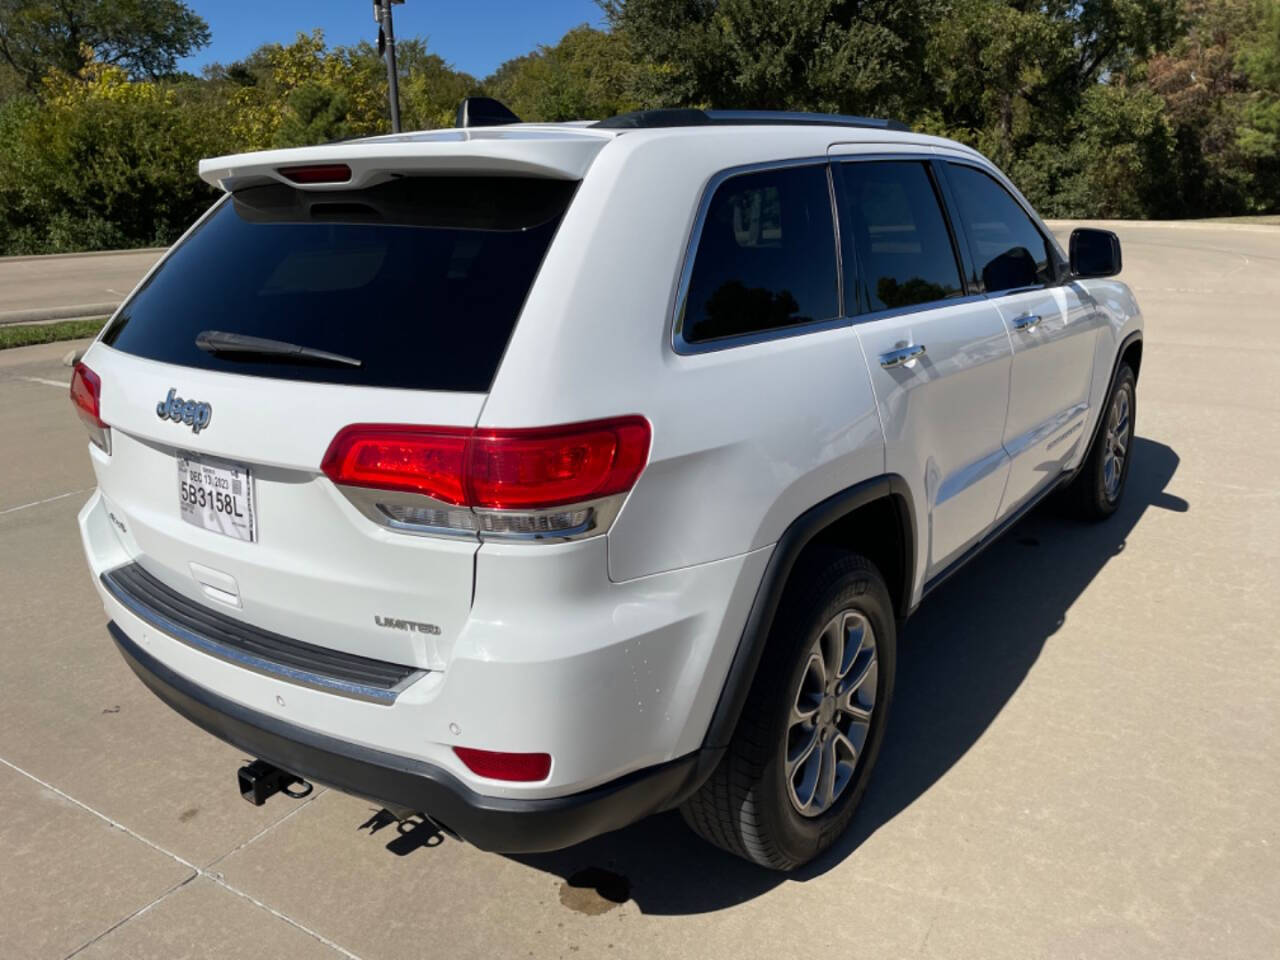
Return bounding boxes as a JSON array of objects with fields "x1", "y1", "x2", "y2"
[{"x1": 1069, "y1": 228, "x2": 1122, "y2": 279}]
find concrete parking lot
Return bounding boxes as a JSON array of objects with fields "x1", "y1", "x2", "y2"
[{"x1": 1, "y1": 222, "x2": 1277, "y2": 959}]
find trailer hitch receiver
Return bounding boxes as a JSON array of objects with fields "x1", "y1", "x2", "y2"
[{"x1": 237, "y1": 759, "x2": 312, "y2": 806}]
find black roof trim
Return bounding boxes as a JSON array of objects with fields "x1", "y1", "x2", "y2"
[{"x1": 593, "y1": 108, "x2": 910, "y2": 132}]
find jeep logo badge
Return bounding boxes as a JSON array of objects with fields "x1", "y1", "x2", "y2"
[{"x1": 156, "y1": 388, "x2": 212, "y2": 434}]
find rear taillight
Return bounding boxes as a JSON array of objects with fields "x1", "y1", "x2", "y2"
[
  {"x1": 70, "y1": 362, "x2": 110, "y2": 453},
  {"x1": 321, "y1": 416, "x2": 651, "y2": 541},
  {"x1": 453, "y1": 747, "x2": 551, "y2": 782}
]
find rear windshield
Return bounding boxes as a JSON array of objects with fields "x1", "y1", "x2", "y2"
[{"x1": 102, "y1": 176, "x2": 576, "y2": 392}]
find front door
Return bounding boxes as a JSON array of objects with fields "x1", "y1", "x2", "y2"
[{"x1": 943, "y1": 162, "x2": 1102, "y2": 518}]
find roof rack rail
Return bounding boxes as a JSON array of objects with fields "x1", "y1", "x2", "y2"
[{"x1": 592, "y1": 108, "x2": 910, "y2": 132}]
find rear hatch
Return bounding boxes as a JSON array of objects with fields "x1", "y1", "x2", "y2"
[{"x1": 82, "y1": 137, "x2": 596, "y2": 670}]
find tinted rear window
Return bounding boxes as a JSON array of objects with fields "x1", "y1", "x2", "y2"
[
  {"x1": 680, "y1": 164, "x2": 839, "y2": 344},
  {"x1": 837, "y1": 161, "x2": 965, "y2": 312},
  {"x1": 102, "y1": 177, "x2": 576, "y2": 392}
]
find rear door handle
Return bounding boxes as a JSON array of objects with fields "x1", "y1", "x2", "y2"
[
  {"x1": 879, "y1": 344, "x2": 926, "y2": 368},
  {"x1": 1011, "y1": 313, "x2": 1042, "y2": 332}
]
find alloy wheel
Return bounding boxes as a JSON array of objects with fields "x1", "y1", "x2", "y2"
[{"x1": 785, "y1": 609, "x2": 878, "y2": 817}]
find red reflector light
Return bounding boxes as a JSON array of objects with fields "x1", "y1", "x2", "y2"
[
  {"x1": 453, "y1": 747, "x2": 551, "y2": 782},
  {"x1": 321, "y1": 417, "x2": 651, "y2": 510},
  {"x1": 277, "y1": 163, "x2": 352, "y2": 184}
]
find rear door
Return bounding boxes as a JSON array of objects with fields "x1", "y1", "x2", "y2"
[
  {"x1": 942, "y1": 161, "x2": 1100, "y2": 518},
  {"x1": 82, "y1": 174, "x2": 577, "y2": 670},
  {"x1": 832, "y1": 156, "x2": 1014, "y2": 581}
]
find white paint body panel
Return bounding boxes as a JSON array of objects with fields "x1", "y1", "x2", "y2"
[
  {"x1": 77, "y1": 121, "x2": 1143, "y2": 802},
  {"x1": 854, "y1": 298, "x2": 1013, "y2": 582}
]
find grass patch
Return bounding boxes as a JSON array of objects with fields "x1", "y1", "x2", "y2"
[{"x1": 0, "y1": 317, "x2": 106, "y2": 350}]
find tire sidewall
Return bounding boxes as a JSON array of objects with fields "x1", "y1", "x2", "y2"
[
  {"x1": 1089, "y1": 366, "x2": 1137, "y2": 516},
  {"x1": 755, "y1": 562, "x2": 897, "y2": 866}
]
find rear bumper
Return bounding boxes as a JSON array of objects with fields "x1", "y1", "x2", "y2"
[{"x1": 110, "y1": 621, "x2": 706, "y2": 853}]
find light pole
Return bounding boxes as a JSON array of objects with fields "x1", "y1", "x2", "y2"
[{"x1": 373, "y1": 0, "x2": 403, "y2": 133}]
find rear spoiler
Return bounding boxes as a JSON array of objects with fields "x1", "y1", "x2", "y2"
[{"x1": 198, "y1": 130, "x2": 612, "y2": 192}]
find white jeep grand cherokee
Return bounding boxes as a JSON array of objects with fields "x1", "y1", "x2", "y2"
[{"x1": 73, "y1": 103, "x2": 1142, "y2": 870}]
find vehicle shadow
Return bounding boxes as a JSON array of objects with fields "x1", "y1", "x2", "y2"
[{"x1": 398, "y1": 438, "x2": 1185, "y2": 915}]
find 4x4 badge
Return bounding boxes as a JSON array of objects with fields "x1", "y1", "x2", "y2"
[{"x1": 156, "y1": 388, "x2": 212, "y2": 434}]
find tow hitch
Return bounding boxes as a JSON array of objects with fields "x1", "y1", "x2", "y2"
[{"x1": 237, "y1": 759, "x2": 313, "y2": 805}]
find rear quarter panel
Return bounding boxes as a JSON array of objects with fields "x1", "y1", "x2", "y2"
[{"x1": 480, "y1": 129, "x2": 887, "y2": 581}]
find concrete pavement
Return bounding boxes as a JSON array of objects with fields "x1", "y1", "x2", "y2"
[{"x1": 0, "y1": 222, "x2": 1277, "y2": 958}]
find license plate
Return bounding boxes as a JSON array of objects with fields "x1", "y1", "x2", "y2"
[{"x1": 177, "y1": 453, "x2": 257, "y2": 543}]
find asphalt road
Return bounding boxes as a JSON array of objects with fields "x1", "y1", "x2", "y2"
[{"x1": 1, "y1": 222, "x2": 1277, "y2": 959}]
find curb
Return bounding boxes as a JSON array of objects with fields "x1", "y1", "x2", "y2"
[
  {"x1": 0, "y1": 303, "x2": 119, "y2": 326},
  {"x1": 0, "y1": 247, "x2": 166, "y2": 264},
  {"x1": 1046, "y1": 218, "x2": 1280, "y2": 235}
]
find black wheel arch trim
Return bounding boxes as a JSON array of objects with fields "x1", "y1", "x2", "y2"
[{"x1": 697, "y1": 474, "x2": 915, "y2": 772}]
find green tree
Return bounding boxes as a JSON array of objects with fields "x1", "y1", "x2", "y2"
[
  {"x1": 1146, "y1": 0, "x2": 1280, "y2": 213},
  {"x1": 0, "y1": 0, "x2": 210, "y2": 90},
  {"x1": 924, "y1": 0, "x2": 1182, "y2": 156},
  {"x1": 208, "y1": 32, "x2": 478, "y2": 145},
  {"x1": 603, "y1": 0, "x2": 935, "y2": 117},
  {"x1": 0, "y1": 58, "x2": 225, "y2": 253},
  {"x1": 483, "y1": 24, "x2": 639, "y2": 122},
  {"x1": 385, "y1": 39, "x2": 479, "y2": 130}
]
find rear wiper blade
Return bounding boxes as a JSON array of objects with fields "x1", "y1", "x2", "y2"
[{"x1": 195, "y1": 330, "x2": 362, "y2": 368}]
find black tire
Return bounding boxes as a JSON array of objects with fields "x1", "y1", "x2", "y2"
[
  {"x1": 681, "y1": 550, "x2": 896, "y2": 870},
  {"x1": 1065, "y1": 363, "x2": 1136, "y2": 521}
]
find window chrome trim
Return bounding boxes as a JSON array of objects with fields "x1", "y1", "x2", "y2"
[
  {"x1": 850, "y1": 292, "x2": 991, "y2": 326},
  {"x1": 670, "y1": 156, "x2": 846, "y2": 356},
  {"x1": 668, "y1": 150, "x2": 1063, "y2": 353}
]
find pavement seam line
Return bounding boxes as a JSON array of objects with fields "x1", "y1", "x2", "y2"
[
  {"x1": 0, "y1": 756, "x2": 363, "y2": 960},
  {"x1": 62, "y1": 873, "x2": 201, "y2": 959},
  {"x1": 0, "y1": 487, "x2": 92, "y2": 515},
  {"x1": 204, "y1": 785, "x2": 329, "y2": 870}
]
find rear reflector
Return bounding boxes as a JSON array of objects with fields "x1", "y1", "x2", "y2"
[
  {"x1": 453, "y1": 747, "x2": 551, "y2": 782},
  {"x1": 277, "y1": 163, "x2": 352, "y2": 184},
  {"x1": 70, "y1": 361, "x2": 110, "y2": 452},
  {"x1": 321, "y1": 417, "x2": 651, "y2": 510}
]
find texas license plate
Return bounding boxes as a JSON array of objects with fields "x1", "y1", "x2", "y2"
[{"x1": 177, "y1": 453, "x2": 257, "y2": 542}]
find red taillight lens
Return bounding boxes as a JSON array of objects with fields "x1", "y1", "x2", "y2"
[
  {"x1": 453, "y1": 747, "x2": 551, "y2": 782},
  {"x1": 277, "y1": 163, "x2": 352, "y2": 184},
  {"x1": 70, "y1": 362, "x2": 109, "y2": 451},
  {"x1": 321, "y1": 425, "x2": 470, "y2": 504},
  {"x1": 469, "y1": 418, "x2": 651, "y2": 509},
  {"x1": 320, "y1": 417, "x2": 651, "y2": 510}
]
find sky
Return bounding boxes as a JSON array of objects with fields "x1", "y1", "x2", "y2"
[{"x1": 179, "y1": 0, "x2": 606, "y2": 80}]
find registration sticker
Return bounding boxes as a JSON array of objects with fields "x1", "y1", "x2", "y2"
[{"x1": 177, "y1": 453, "x2": 257, "y2": 543}]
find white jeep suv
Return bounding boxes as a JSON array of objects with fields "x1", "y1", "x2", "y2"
[{"x1": 73, "y1": 104, "x2": 1142, "y2": 870}]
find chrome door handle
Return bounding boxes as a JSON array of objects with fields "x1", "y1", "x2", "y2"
[
  {"x1": 878, "y1": 344, "x2": 926, "y2": 368},
  {"x1": 1011, "y1": 313, "x2": 1042, "y2": 332}
]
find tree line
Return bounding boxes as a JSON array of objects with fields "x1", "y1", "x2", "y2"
[{"x1": 0, "y1": 0, "x2": 1277, "y2": 255}]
